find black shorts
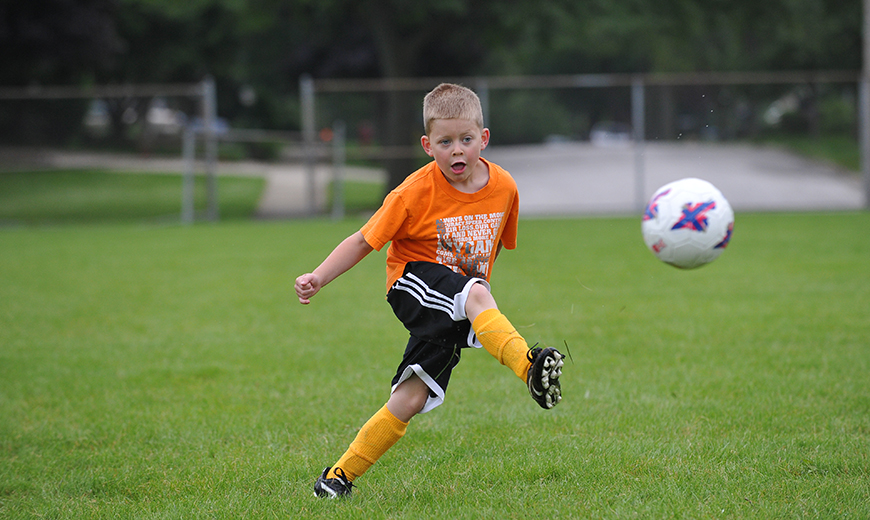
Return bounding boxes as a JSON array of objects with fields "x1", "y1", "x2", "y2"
[{"x1": 386, "y1": 261, "x2": 490, "y2": 413}]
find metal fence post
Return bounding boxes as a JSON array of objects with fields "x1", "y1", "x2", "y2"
[
  {"x1": 331, "y1": 120, "x2": 346, "y2": 220},
  {"x1": 632, "y1": 76, "x2": 647, "y2": 213},
  {"x1": 182, "y1": 126, "x2": 196, "y2": 224},
  {"x1": 863, "y1": 0, "x2": 870, "y2": 209},
  {"x1": 202, "y1": 76, "x2": 219, "y2": 221},
  {"x1": 476, "y1": 78, "x2": 490, "y2": 127},
  {"x1": 861, "y1": 79, "x2": 870, "y2": 210},
  {"x1": 300, "y1": 74, "x2": 317, "y2": 216}
]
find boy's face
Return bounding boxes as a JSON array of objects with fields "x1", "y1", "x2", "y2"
[{"x1": 421, "y1": 118, "x2": 490, "y2": 189}]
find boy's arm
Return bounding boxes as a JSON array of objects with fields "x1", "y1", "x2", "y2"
[{"x1": 295, "y1": 231, "x2": 374, "y2": 304}]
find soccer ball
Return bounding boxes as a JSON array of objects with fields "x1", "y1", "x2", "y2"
[{"x1": 641, "y1": 178, "x2": 734, "y2": 269}]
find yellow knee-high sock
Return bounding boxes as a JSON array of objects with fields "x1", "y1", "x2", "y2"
[
  {"x1": 328, "y1": 404, "x2": 408, "y2": 481},
  {"x1": 472, "y1": 308, "x2": 532, "y2": 380}
]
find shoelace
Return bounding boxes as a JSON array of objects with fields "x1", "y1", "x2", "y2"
[
  {"x1": 332, "y1": 467, "x2": 354, "y2": 491},
  {"x1": 526, "y1": 343, "x2": 542, "y2": 363},
  {"x1": 528, "y1": 341, "x2": 575, "y2": 365}
]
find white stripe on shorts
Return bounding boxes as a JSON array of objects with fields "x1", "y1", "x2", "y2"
[{"x1": 392, "y1": 272, "x2": 457, "y2": 318}]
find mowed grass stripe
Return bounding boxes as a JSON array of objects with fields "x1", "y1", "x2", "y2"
[{"x1": 0, "y1": 169, "x2": 265, "y2": 224}]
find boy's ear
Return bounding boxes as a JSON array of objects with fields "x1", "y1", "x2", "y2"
[
  {"x1": 480, "y1": 128, "x2": 490, "y2": 150},
  {"x1": 421, "y1": 135, "x2": 434, "y2": 156}
]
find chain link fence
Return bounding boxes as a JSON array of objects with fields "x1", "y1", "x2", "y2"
[{"x1": 1, "y1": 70, "x2": 867, "y2": 223}]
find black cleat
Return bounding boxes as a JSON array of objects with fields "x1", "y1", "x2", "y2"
[
  {"x1": 527, "y1": 346, "x2": 564, "y2": 409},
  {"x1": 313, "y1": 467, "x2": 353, "y2": 498}
]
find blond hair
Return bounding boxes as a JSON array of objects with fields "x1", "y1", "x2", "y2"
[{"x1": 422, "y1": 83, "x2": 484, "y2": 135}]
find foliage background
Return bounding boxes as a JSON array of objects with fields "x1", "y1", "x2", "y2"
[{"x1": 1, "y1": 0, "x2": 862, "y2": 132}]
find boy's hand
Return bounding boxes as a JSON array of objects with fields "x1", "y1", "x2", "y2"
[
  {"x1": 294, "y1": 231, "x2": 373, "y2": 305},
  {"x1": 295, "y1": 273, "x2": 322, "y2": 304}
]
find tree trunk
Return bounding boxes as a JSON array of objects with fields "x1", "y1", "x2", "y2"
[{"x1": 364, "y1": 2, "x2": 428, "y2": 194}]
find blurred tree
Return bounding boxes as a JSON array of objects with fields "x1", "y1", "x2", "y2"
[
  {"x1": 1, "y1": 0, "x2": 860, "y2": 167},
  {"x1": 249, "y1": 0, "x2": 494, "y2": 190},
  {"x1": 0, "y1": 0, "x2": 122, "y2": 86},
  {"x1": 482, "y1": 0, "x2": 860, "y2": 74},
  {"x1": 348, "y1": 0, "x2": 488, "y2": 191},
  {"x1": 0, "y1": 0, "x2": 123, "y2": 143}
]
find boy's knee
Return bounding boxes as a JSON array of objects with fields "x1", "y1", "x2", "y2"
[
  {"x1": 468, "y1": 280, "x2": 487, "y2": 297},
  {"x1": 388, "y1": 376, "x2": 430, "y2": 422},
  {"x1": 406, "y1": 390, "x2": 429, "y2": 416},
  {"x1": 466, "y1": 281, "x2": 497, "y2": 322}
]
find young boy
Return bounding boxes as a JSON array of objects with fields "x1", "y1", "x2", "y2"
[{"x1": 295, "y1": 83, "x2": 564, "y2": 498}]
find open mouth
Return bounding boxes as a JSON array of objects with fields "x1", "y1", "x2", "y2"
[{"x1": 450, "y1": 161, "x2": 467, "y2": 174}]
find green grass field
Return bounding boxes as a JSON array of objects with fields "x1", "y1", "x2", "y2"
[
  {"x1": 0, "y1": 170, "x2": 265, "y2": 225},
  {"x1": 1, "y1": 207, "x2": 868, "y2": 518},
  {"x1": 756, "y1": 134, "x2": 861, "y2": 173}
]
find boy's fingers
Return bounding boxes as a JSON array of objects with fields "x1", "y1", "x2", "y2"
[{"x1": 295, "y1": 274, "x2": 319, "y2": 304}]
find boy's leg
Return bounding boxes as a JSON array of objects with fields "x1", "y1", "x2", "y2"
[
  {"x1": 466, "y1": 283, "x2": 532, "y2": 380},
  {"x1": 325, "y1": 374, "x2": 427, "y2": 482},
  {"x1": 386, "y1": 371, "x2": 432, "y2": 422},
  {"x1": 467, "y1": 283, "x2": 564, "y2": 409}
]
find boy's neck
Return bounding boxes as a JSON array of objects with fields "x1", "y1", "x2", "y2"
[{"x1": 442, "y1": 158, "x2": 490, "y2": 194}]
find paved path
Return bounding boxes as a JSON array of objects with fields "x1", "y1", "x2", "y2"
[{"x1": 4, "y1": 143, "x2": 864, "y2": 217}]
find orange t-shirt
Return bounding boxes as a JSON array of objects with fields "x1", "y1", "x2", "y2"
[{"x1": 361, "y1": 158, "x2": 519, "y2": 292}]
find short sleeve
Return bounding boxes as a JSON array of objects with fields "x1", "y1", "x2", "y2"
[
  {"x1": 500, "y1": 188, "x2": 520, "y2": 250},
  {"x1": 360, "y1": 190, "x2": 409, "y2": 251}
]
